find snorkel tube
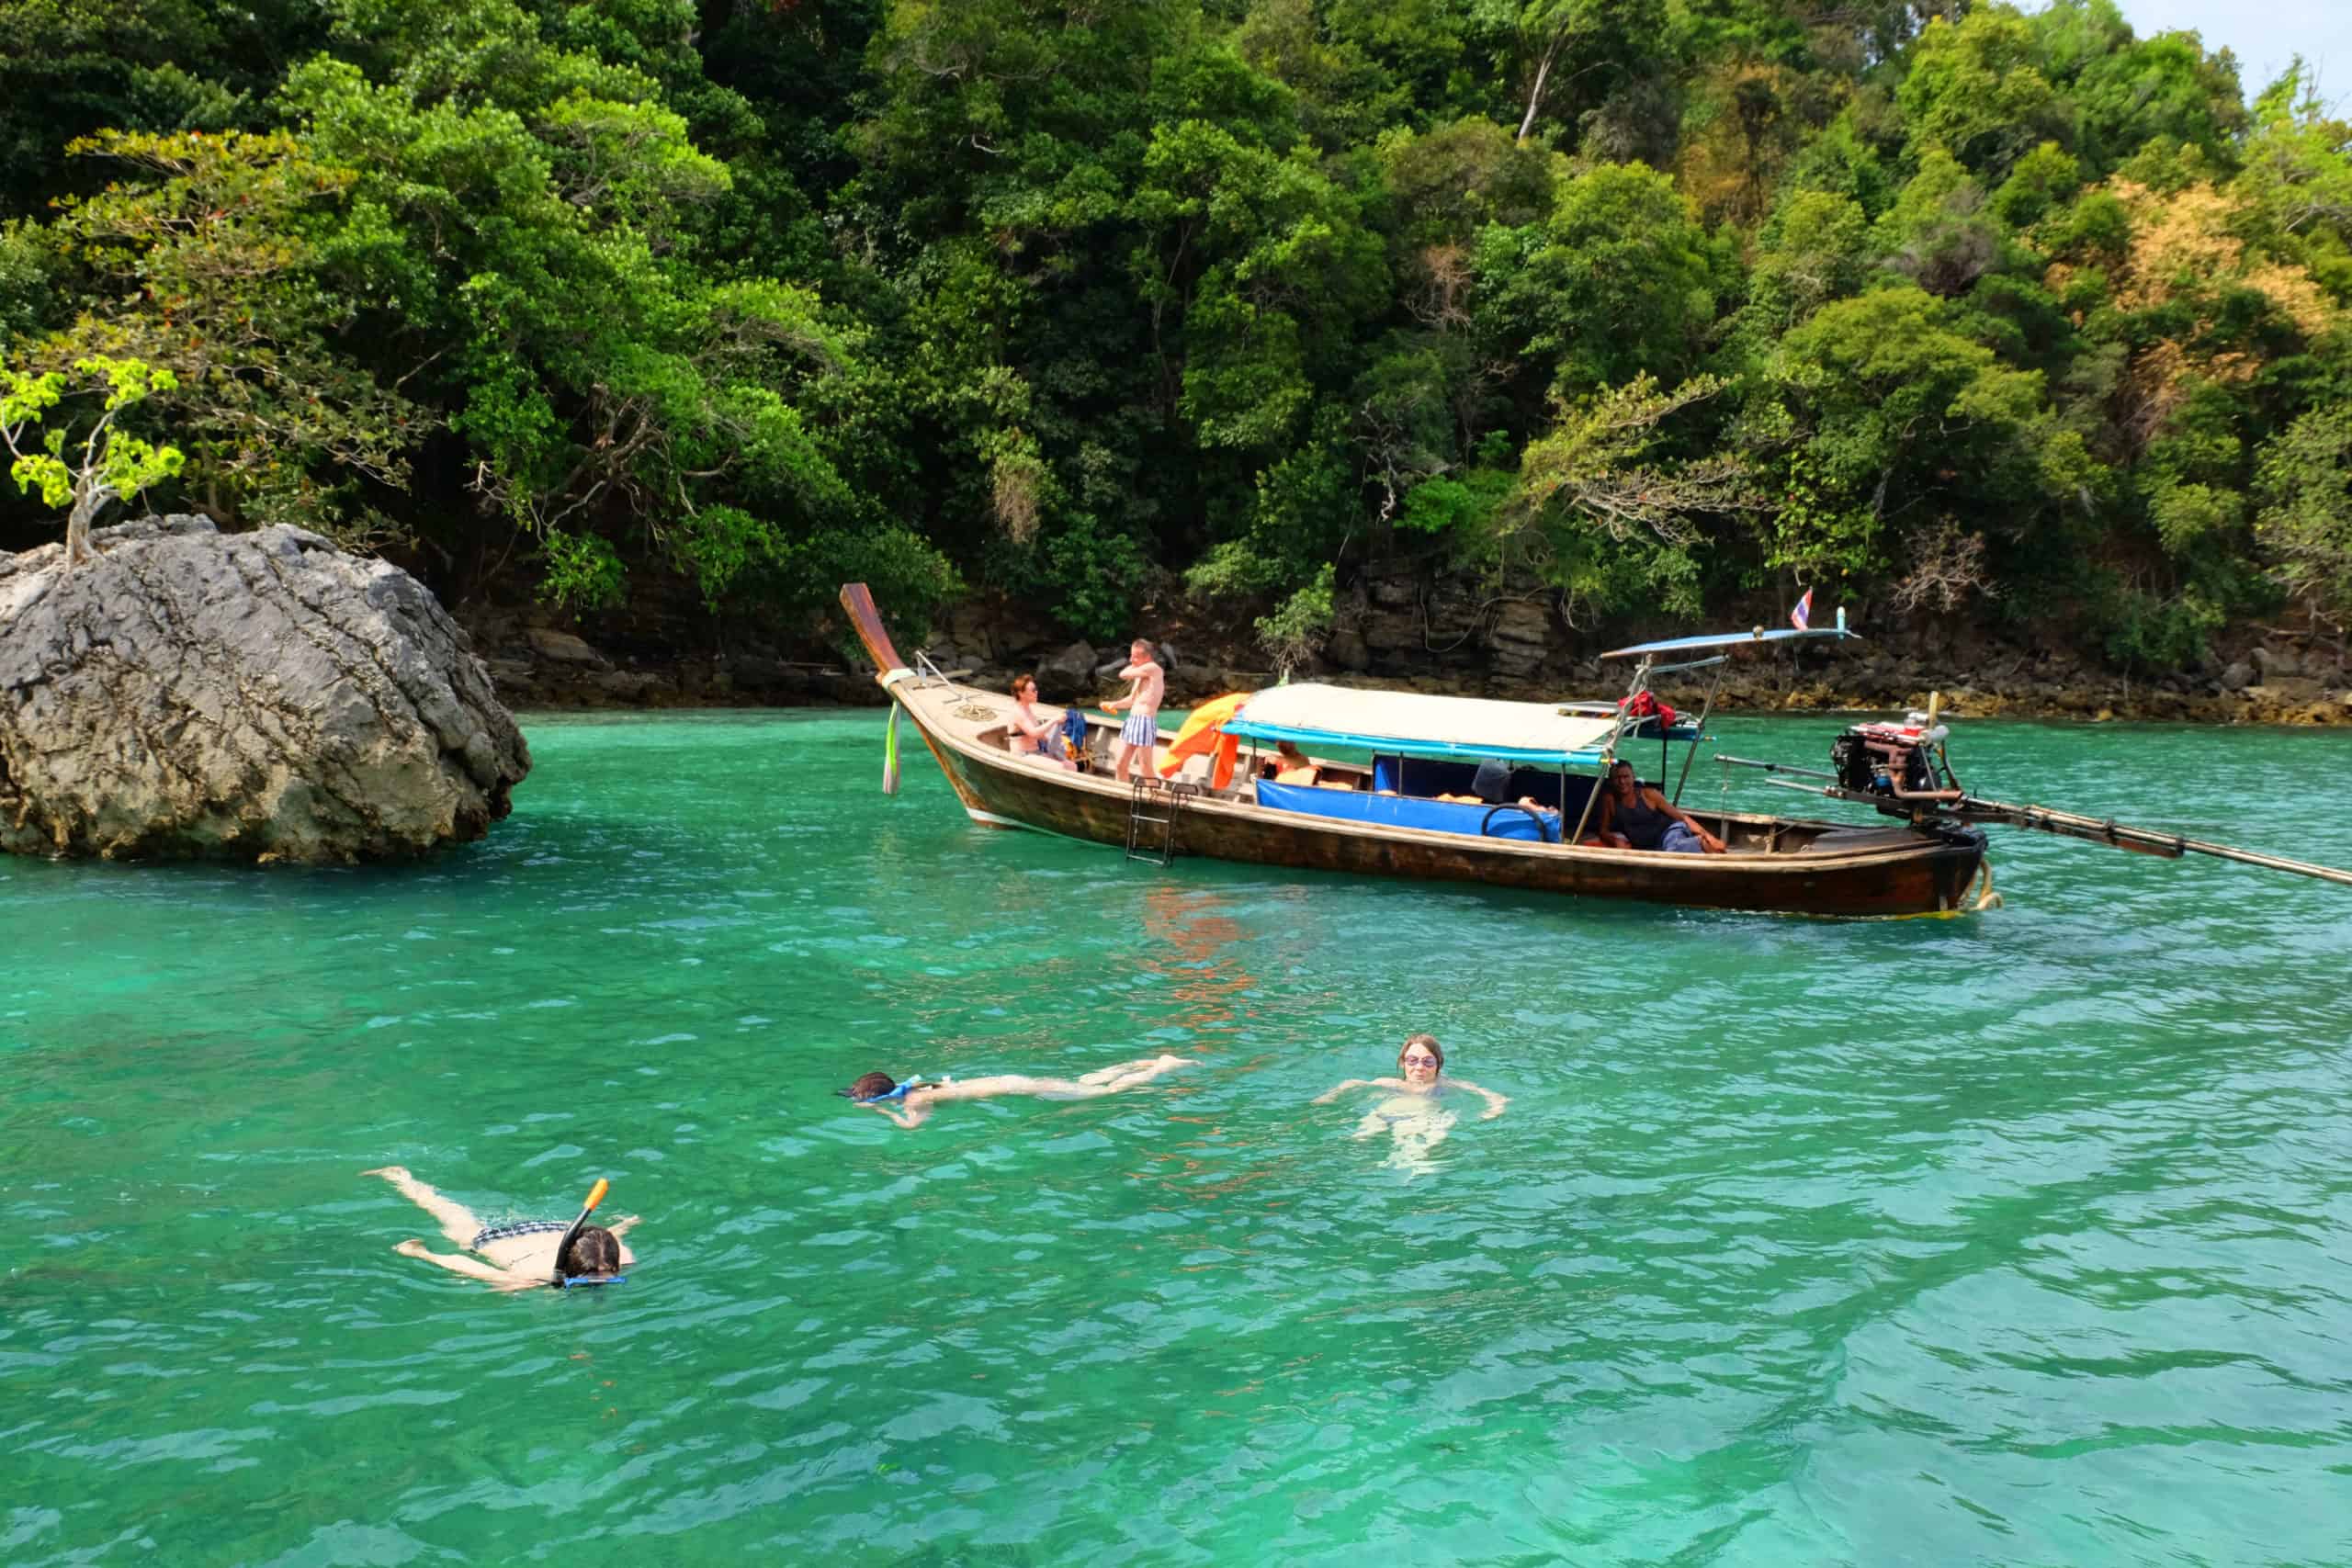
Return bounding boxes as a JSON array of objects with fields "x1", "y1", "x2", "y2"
[{"x1": 551, "y1": 1178, "x2": 626, "y2": 1289}]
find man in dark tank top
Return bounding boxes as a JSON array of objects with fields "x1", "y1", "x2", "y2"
[{"x1": 1590, "y1": 759, "x2": 1727, "y2": 853}]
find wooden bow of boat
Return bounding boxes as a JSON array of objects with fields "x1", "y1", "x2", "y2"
[{"x1": 837, "y1": 583, "x2": 1989, "y2": 916}]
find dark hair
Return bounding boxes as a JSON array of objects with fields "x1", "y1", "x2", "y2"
[
  {"x1": 1398, "y1": 1032, "x2": 1444, "y2": 1071},
  {"x1": 1012, "y1": 672, "x2": 1038, "y2": 697},
  {"x1": 847, "y1": 1071, "x2": 898, "y2": 1101},
  {"x1": 559, "y1": 1224, "x2": 622, "y2": 1279}
]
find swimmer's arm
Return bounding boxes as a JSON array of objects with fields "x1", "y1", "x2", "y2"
[
  {"x1": 393, "y1": 1239, "x2": 540, "y2": 1291},
  {"x1": 608, "y1": 1214, "x2": 641, "y2": 1239},
  {"x1": 863, "y1": 1102, "x2": 928, "y2": 1130},
  {"x1": 1310, "y1": 1078, "x2": 1371, "y2": 1104},
  {"x1": 1449, "y1": 1078, "x2": 1510, "y2": 1120}
]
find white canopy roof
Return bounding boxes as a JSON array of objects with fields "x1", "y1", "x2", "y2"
[{"x1": 1225, "y1": 682, "x2": 1623, "y2": 764}]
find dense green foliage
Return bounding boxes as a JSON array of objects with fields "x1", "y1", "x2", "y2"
[{"x1": 2, "y1": 0, "x2": 2347, "y2": 661}]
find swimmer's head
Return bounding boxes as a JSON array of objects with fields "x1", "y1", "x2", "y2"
[
  {"x1": 1398, "y1": 1033, "x2": 1443, "y2": 1077},
  {"x1": 845, "y1": 1071, "x2": 899, "y2": 1103},
  {"x1": 558, "y1": 1224, "x2": 623, "y2": 1280}
]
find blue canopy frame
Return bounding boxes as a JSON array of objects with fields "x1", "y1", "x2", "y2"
[{"x1": 1601, "y1": 613, "x2": 1858, "y2": 660}]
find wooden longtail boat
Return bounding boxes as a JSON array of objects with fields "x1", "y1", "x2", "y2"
[{"x1": 841, "y1": 583, "x2": 1992, "y2": 917}]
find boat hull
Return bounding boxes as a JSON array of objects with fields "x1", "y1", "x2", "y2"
[
  {"x1": 929, "y1": 729, "x2": 1984, "y2": 916},
  {"x1": 839, "y1": 584, "x2": 1987, "y2": 918}
]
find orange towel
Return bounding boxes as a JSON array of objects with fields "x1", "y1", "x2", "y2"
[{"x1": 1158, "y1": 692, "x2": 1252, "y2": 790}]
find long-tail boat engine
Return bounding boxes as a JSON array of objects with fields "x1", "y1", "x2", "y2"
[{"x1": 1828, "y1": 712, "x2": 1962, "y2": 808}]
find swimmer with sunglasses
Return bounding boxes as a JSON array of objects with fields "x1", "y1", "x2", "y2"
[{"x1": 1312, "y1": 1034, "x2": 1508, "y2": 1173}]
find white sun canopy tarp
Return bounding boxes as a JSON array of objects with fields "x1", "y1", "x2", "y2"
[{"x1": 1222, "y1": 682, "x2": 1623, "y2": 765}]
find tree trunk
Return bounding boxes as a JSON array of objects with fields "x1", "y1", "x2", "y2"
[
  {"x1": 65, "y1": 481, "x2": 117, "y2": 567},
  {"x1": 1517, "y1": 41, "x2": 1559, "y2": 145}
]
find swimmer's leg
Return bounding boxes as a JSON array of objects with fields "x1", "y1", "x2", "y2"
[
  {"x1": 1076, "y1": 1055, "x2": 1193, "y2": 1090},
  {"x1": 364, "y1": 1167, "x2": 481, "y2": 1249},
  {"x1": 1351, "y1": 1112, "x2": 1385, "y2": 1141}
]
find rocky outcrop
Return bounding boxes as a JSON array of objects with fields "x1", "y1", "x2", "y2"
[
  {"x1": 1035, "y1": 639, "x2": 1098, "y2": 699},
  {"x1": 0, "y1": 515, "x2": 530, "y2": 863}
]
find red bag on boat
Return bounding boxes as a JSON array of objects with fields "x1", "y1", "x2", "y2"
[{"x1": 1620, "y1": 691, "x2": 1677, "y2": 727}]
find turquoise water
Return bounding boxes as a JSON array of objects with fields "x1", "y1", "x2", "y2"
[{"x1": 6, "y1": 710, "x2": 2351, "y2": 1566}]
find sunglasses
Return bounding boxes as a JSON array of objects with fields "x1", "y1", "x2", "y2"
[{"x1": 1401, "y1": 1055, "x2": 1439, "y2": 1066}]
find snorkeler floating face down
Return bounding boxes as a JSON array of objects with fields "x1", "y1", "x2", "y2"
[
  {"x1": 840, "y1": 1058, "x2": 1194, "y2": 1129},
  {"x1": 367, "y1": 1167, "x2": 638, "y2": 1293}
]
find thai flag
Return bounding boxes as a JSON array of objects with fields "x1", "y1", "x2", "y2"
[{"x1": 1790, "y1": 588, "x2": 1814, "y2": 631}]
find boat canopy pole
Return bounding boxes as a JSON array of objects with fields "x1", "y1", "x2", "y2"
[
  {"x1": 1567, "y1": 660, "x2": 1649, "y2": 847},
  {"x1": 1669, "y1": 659, "x2": 1730, "y2": 806}
]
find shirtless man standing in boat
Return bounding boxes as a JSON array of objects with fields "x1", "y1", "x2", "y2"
[
  {"x1": 843, "y1": 1055, "x2": 1193, "y2": 1130},
  {"x1": 1101, "y1": 639, "x2": 1164, "y2": 784}
]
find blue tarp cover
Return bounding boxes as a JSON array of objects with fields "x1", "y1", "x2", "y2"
[{"x1": 1254, "y1": 780, "x2": 1555, "y2": 842}]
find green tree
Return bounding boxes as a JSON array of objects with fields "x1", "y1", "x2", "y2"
[
  {"x1": 1491, "y1": 375, "x2": 1749, "y2": 619},
  {"x1": 1897, "y1": 7, "x2": 2070, "y2": 179},
  {"x1": 1475, "y1": 162, "x2": 1717, "y2": 401},
  {"x1": 2256, "y1": 403, "x2": 2352, "y2": 627},
  {"x1": 2, "y1": 355, "x2": 185, "y2": 563},
  {"x1": 29, "y1": 129, "x2": 421, "y2": 536}
]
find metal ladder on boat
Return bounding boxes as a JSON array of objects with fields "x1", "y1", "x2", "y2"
[{"x1": 1125, "y1": 778, "x2": 1196, "y2": 866}]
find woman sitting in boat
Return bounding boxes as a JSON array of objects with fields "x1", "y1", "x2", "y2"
[
  {"x1": 1007, "y1": 673, "x2": 1075, "y2": 770},
  {"x1": 1310, "y1": 1033, "x2": 1508, "y2": 1174},
  {"x1": 842, "y1": 1055, "x2": 1193, "y2": 1130},
  {"x1": 1589, "y1": 759, "x2": 1726, "y2": 853}
]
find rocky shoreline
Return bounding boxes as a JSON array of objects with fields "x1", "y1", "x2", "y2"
[{"x1": 470, "y1": 599, "x2": 2351, "y2": 728}]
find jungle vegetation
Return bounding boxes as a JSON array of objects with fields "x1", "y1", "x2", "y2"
[{"x1": 2, "y1": 0, "x2": 2347, "y2": 670}]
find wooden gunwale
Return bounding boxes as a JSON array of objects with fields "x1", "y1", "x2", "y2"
[{"x1": 839, "y1": 584, "x2": 1984, "y2": 916}]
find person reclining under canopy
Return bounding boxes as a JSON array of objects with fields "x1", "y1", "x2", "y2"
[{"x1": 1589, "y1": 759, "x2": 1726, "y2": 853}]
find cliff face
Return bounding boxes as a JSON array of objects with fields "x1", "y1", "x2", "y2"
[{"x1": 0, "y1": 516, "x2": 530, "y2": 863}]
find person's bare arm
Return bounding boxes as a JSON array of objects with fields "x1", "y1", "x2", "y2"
[
  {"x1": 863, "y1": 1101, "x2": 927, "y2": 1130},
  {"x1": 608, "y1": 1215, "x2": 641, "y2": 1239},
  {"x1": 393, "y1": 1239, "x2": 538, "y2": 1291},
  {"x1": 1310, "y1": 1078, "x2": 1370, "y2": 1104},
  {"x1": 1447, "y1": 1078, "x2": 1510, "y2": 1120},
  {"x1": 1653, "y1": 789, "x2": 1725, "y2": 851}
]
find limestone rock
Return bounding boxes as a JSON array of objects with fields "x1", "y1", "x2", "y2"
[
  {"x1": 2252, "y1": 644, "x2": 2301, "y2": 680},
  {"x1": 0, "y1": 515, "x2": 530, "y2": 863},
  {"x1": 1036, "y1": 639, "x2": 1097, "y2": 697},
  {"x1": 526, "y1": 626, "x2": 608, "y2": 667},
  {"x1": 1327, "y1": 625, "x2": 1370, "y2": 671},
  {"x1": 2219, "y1": 660, "x2": 2254, "y2": 693},
  {"x1": 1487, "y1": 597, "x2": 1553, "y2": 680}
]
